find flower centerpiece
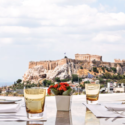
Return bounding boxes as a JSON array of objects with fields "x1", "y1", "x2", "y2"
[
  {"x1": 48, "y1": 82, "x2": 72, "y2": 95},
  {"x1": 48, "y1": 82, "x2": 72, "y2": 111}
]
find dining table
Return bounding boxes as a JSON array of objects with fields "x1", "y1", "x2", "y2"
[{"x1": 0, "y1": 93, "x2": 125, "y2": 125}]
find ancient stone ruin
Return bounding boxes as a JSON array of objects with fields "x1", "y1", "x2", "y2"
[
  {"x1": 75, "y1": 54, "x2": 102, "y2": 62},
  {"x1": 22, "y1": 54, "x2": 125, "y2": 83}
]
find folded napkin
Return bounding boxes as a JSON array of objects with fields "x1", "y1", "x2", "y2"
[
  {"x1": 83, "y1": 102, "x2": 125, "y2": 118},
  {"x1": 105, "y1": 105, "x2": 125, "y2": 111},
  {"x1": 0, "y1": 104, "x2": 47, "y2": 122},
  {"x1": 0, "y1": 104, "x2": 21, "y2": 113}
]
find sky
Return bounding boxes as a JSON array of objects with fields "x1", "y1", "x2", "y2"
[{"x1": 0, "y1": 0, "x2": 125, "y2": 84}]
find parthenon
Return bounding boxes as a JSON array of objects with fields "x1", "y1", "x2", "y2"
[{"x1": 75, "y1": 54, "x2": 102, "y2": 62}]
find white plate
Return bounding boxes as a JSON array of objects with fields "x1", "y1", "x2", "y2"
[{"x1": 0, "y1": 99, "x2": 22, "y2": 104}]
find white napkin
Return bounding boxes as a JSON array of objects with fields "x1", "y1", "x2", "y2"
[
  {"x1": 0, "y1": 104, "x2": 21, "y2": 113},
  {"x1": 105, "y1": 105, "x2": 125, "y2": 111},
  {"x1": 83, "y1": 102, "x2": 125, "y2": 118},
  {"x1": 0, "y1": 104, "x2": 47, "y2": 121}
]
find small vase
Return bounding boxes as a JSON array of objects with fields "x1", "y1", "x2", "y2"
[{"x1": 55, "y1": 95, "x2": 72, "y2": 111}]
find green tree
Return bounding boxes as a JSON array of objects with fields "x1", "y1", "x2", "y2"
[
  {"x1": 100, "y1": 84, "x2": 105, "y2": 88},
  {"x1": 72, "y1": 74, "x2": 78, "y2": 82},
  {"x1": 43, "y1": 80, "x2": 54, "y2": 87},
  {"x1": 111, "y1": 67, "x2": 117, "y2": 73},
  {"x1": 116, "y1": 75, "x2": 120, "y2": 80},
  {"x1": 119, "y1": 75, "x2": 123, "y2": 79},
  {"x1": 54, "y1": 77, "x2": 61, "y2": 82},
  {"x1": 106, "y1": 79, "x2": 111, "y2": 83},
  {"x1": 80, "y1": 66, "x2": 83, "y2": 69},
  {"x1": 72, "y1": 74, "x2": 82, "y2": 83},
  {"x1": 106, "y1": 67, "x2": 112, "y2": 72},
  {"x1": 16, "y1": 79, "x2": 22, "y2": 83},
  {"x1": 84, "y1": 81, "x2": 90, "y2": 83},
  {"x1": 98, "y1": 78, "x2": 104, "y2": 84},
  {"x1": 60, "y1": 78, "x2": 71, "y2": 82},
  {"x1": 93, "y1": 67, "x2": 99, "y2": 73},
  {"x1": 104, "y1": 72, "x2": 112, "y2": 79},
  {"x1": 101, "y1": 67, "x2": 105, "y2": 72},
  {"x1": 80, "y1": 84, "x2": 85, "y2": 89},
  {"x1": 118, "y1": 79, "x2": 125, "y2": 83},
  {"x1": 123, "y1": 75, "x2": 125, "y2": 79},
  {"x1": 112, "y1": 75, "x2": 117, "y2": 79}
]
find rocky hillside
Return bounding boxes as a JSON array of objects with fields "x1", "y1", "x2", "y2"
[
  {"x1": 23, "y1": 58, "x2": 125, "y2": 84},
  {"x1": 23, "y1": 62, "x2": 79, "y2": 83}
]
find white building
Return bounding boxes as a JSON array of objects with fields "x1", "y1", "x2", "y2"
[{"x1": 82, "y1": 78, "x2": 94, "y2": 83}]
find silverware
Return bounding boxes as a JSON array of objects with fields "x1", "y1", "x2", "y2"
[
  {"x1": 112, "y1": 117, "x2": 118, "y2": 122},
  {"x1": 105, "y1": 106, "x2": 125, "y2": 122},
  {"x1": 105, "y1": 106, "x2": 125, "y2": 116}
]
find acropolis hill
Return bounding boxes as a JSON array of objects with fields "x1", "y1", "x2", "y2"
[{"x1": 23, "y1": 54, "x2": 125, "y2": 83}]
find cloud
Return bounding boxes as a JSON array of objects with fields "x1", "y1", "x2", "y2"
[
  {"x1": 0, "y1": 38, "x2": 13, "y2": 44},
  {"x1": 98, "y1": 4, "x2": 117, "y2": 12},
  {"x1": 0, "y1": 0, "x2": 125, "y2": 82},
  {"x1": 0, "y1": 26, "x2": 30, "y2": 38},
  {"x1": 22, "y1": 0, "x2": 97, "y2": 6},
  {"x1": 0, "y1": 1, "x2": 125, "y2": 51},
  {"x1": 92, "y1": 33, "x2": 122, "y2": 42}
]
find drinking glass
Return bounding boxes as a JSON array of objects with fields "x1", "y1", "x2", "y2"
[
  {"x1": 85, "y1": 84, "x2": 100, "y2": 104},
  {"x1": 24, "y1": 87, "x2": 46, "y2": 119}
]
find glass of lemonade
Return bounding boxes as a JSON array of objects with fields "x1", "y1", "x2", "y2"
[
  {"x1": 24, "y1": 87, "x2": 46, "y2": 119},
  {"x1": 85, "y1": 84, "x2": 100, "y2": 104}
]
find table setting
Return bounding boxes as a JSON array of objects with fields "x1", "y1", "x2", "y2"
[
  {"x1": 0, "y1": 103, "x2": 47, "y2": 122},
  {"x1": 1, "y1": 83, "x2": 125, "y2": 125},
  {"x1": 83, "y1": 82, "x2": 125, "y2": 124},
  {"x1": 83, "y1": 102, "x2": 125, "y2": 118},
  {"x1": 0, "y1": 88, "x2": 47, "y2": 122}
]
